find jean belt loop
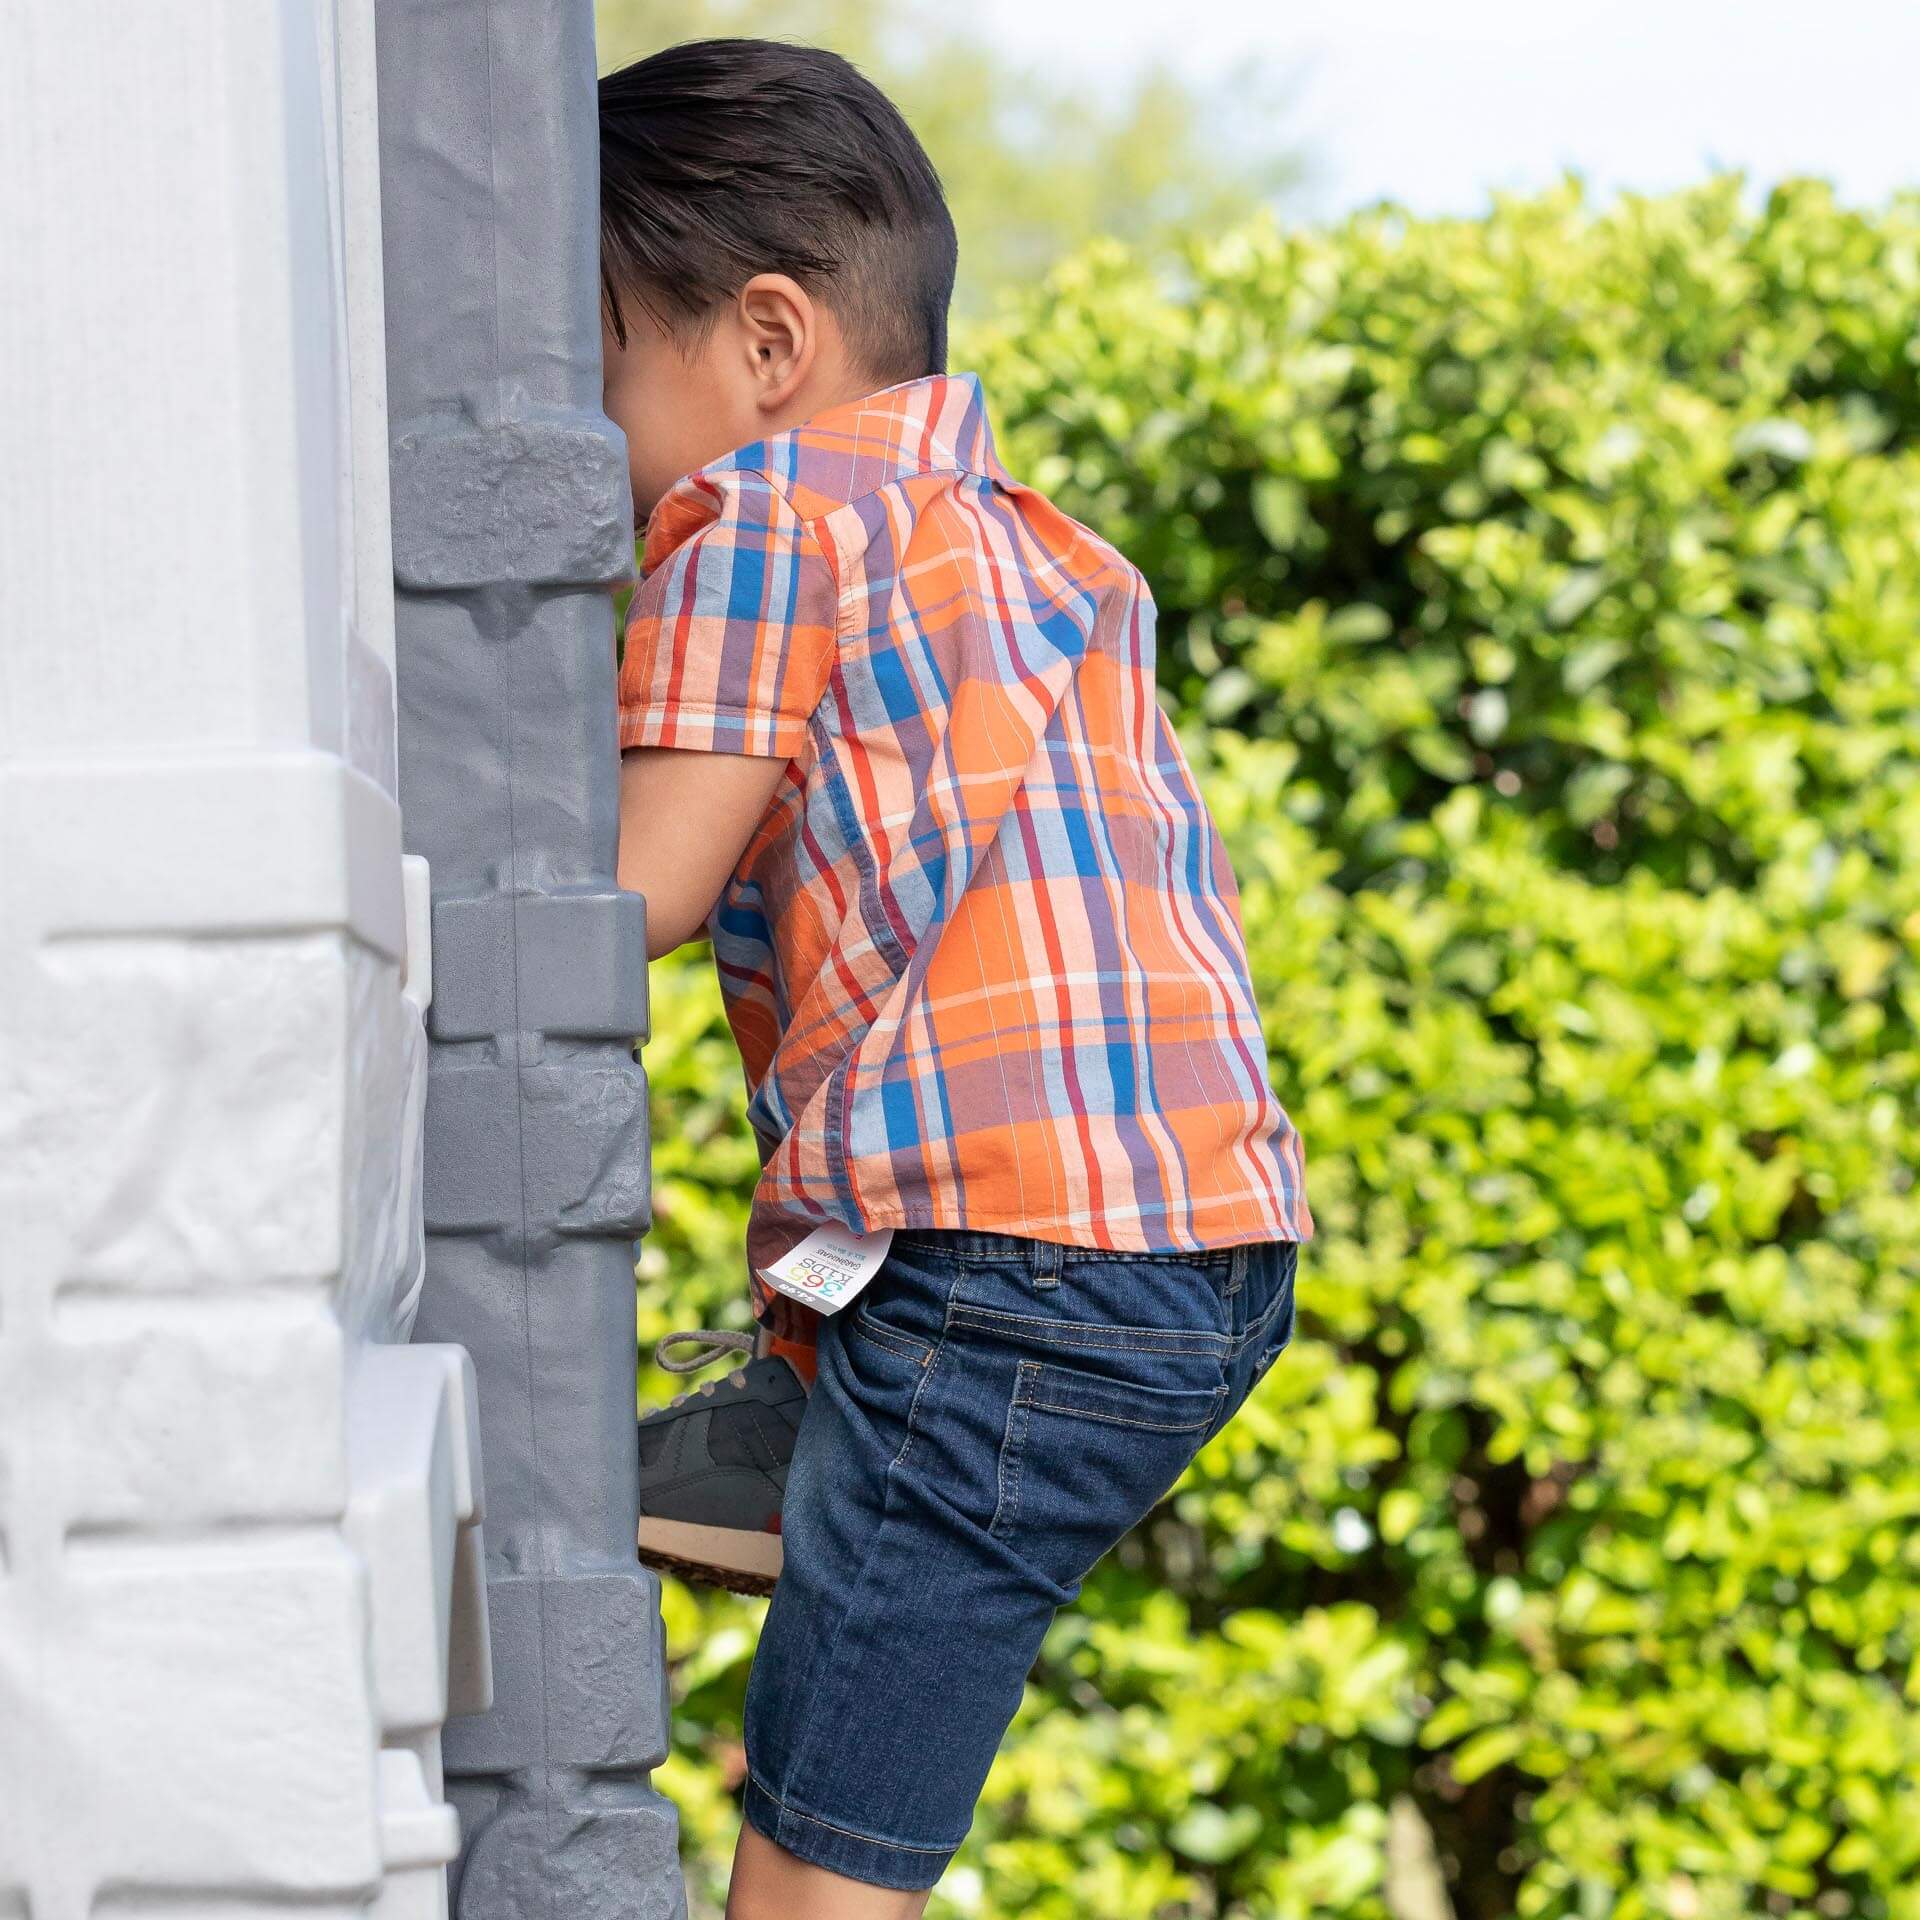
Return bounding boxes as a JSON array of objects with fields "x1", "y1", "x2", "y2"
[
  {"x1": 1037, "y1": 1239, "x2": 1062, "y2": 1288},
  {"x1": 1227, "y1": 1245, "x2": 1248, "y2": 1296}
]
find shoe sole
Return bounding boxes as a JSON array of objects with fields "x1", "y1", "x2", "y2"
[{"x1": 637, "y1": 1515, "x2": 784, "y2": 1598}]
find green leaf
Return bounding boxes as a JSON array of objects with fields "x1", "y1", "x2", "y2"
[
  {"x1": 1252, "y1": 475, "x2": 1307, "y2": 549},
  {"x1": 1452, "y1": 1726, "x2": 1528, "y2": 1783},
  {"x1": 1170, "y1": 1803, "x2": 1264, "y2": 1862},
  {"x1": 1545, "y1": 568, "x2": 1607, "y2": 628}
]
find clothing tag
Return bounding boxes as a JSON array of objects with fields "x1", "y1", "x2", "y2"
[{"x1": 758, "y1": 1224, "x2": 895, "y2": 1316}]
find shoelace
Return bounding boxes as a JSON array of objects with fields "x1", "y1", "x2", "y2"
[{"x1": 653, "y1": 1328, "x2": 757, "y2": 1410}]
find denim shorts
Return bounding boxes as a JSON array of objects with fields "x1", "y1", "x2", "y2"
[{"x1": 740, "y1": 1225, "x2": 1299, "y2": 1890}]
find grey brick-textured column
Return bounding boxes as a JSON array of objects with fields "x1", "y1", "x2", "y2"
[{"x1": 376, "y1": 3, "x2": 684, "y2": 1915}]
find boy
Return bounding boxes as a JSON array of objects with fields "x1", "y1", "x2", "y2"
[{"x1": 602, "y1": 39, "x2": 1308, "y2": 1917}]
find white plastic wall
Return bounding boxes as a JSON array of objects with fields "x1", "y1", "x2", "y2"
[{"x1": 0, "y1": 4, "x2": 488, "y2": 1915}]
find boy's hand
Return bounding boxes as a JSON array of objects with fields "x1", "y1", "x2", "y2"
[{"x1": 617, "y1": 746, "x2": 789, "y2": 957}]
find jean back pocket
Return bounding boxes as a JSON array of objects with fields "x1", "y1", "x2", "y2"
[{"x1": 988, "y1": 1354, "x2": 1226, "y2": 1596}]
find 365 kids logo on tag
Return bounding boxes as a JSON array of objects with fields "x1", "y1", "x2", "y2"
[{"x1": 758, "y1": 1225, "x2": 894, "y2": 1315}]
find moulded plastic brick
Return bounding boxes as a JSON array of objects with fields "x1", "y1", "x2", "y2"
[
  {"x1": 518, "y1": 1063, "x2": 649, "y2": 1237},
  {"x1": 52, "y1": 1293, "x2": 346, "y2": 1532},
  {"x1": 542, "y1": 1570, "x2": 672, "y2": 1769},
  {"x1": 8, "y1": 1541, "x2": 385, "y2": 1896},
  {"x1": 26, "y1": 933, "x2": 362, "y2": 1291},
  {"x1": 4, "y1": 757, "x2": 405, "y2": 963},
  {"x1": 422, "y1": 1059, "x2": 648, "y2": 1236},
  {"x1": 514, "y1": 890, "x2": 648, "y2": 1041},
  {"x1": 345, "y1": 1345, "x2": 463, "y2": 1735},
  {"x1": 454, "y1": 1800, "x2": 686, "y2": 1920},
  {"x1": 440, "y1": 1567, "x2": 667, "y2": 1776},
  {"x1": 401, "y1": 855, "x2": 435, "y2": 1014},
  {"x1": 414, "y1": 1343, "x2": 485, "y2": 1526},
  {"x1": 378, "y1": 1745, "x2": 460, "y2": 1873},
  {"x1": 428, "y1": 890, "x2": 649, "y2": 1043},
  {"x1": 388, "y1": 418, "x2": 634, "y2": 591}
]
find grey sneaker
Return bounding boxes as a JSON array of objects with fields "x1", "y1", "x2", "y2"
[{"x1": 635, "y1": 1329, "x2": 807, "y2": 1597}]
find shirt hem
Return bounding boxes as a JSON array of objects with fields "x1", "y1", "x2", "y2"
[
  {"x1": 758, "y1": 1201, "x2": 1313, "y2": 1259},
  {"x1": 744, "y1": 1202, "x2": 1309, "y2": 1333}
]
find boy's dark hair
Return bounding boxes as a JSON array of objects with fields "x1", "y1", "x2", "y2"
[{"x1": 599, "y1": 40, "x2": 956, "y2": 386}]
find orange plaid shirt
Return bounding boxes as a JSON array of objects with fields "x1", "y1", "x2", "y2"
[{"x1": 620, "y1": 374, "x2": 1310, "y2": 1359}]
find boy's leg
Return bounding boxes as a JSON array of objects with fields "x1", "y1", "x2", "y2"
[
  {"x1": 724, "y1": 1233, "x2": 1297, "y2": 1906},
  {"x1": 726, "y1": 1822, "x2": 932, "y2": 1920},
  {"x1": 733, "y1": 1230, "x2": 1273, "y2": 1899}
]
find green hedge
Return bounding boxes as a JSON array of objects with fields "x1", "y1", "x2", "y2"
[{"x1": 638, "y1": 179, "x2": 1920, "y2": 1920}]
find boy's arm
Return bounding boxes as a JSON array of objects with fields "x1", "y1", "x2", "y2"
[
  {"x1": 617, "y1": 745, "x2": 787, "y2": 958},
  {"x1": 615, "y1": 468, "x2": 839, "y2": 958}
]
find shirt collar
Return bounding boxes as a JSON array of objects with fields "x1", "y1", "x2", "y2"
[
  {"x1": 803, "y1": 370, "x2": 1008, "y2": 484},
  {"x1": 698, "y1": 370, "x2": 1011, "y2": 508}
]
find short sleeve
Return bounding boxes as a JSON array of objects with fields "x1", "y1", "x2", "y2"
[{"x1": 618, "y1": 468, "x2": 840, "y2": 758}]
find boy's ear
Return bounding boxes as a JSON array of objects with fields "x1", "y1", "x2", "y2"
[{"x1": 734, "y1": 274, "x2": 816, "y2": 412}]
